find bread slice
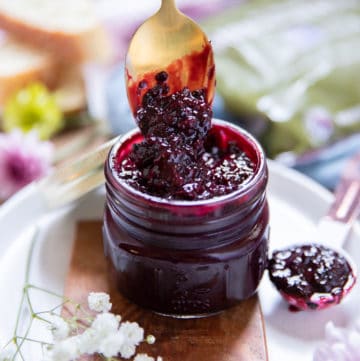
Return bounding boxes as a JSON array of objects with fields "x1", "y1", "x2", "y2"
[
  {"x1": 0, "y1": 0, "x2": 111, "y2": 63},
  {"x1": 54, "y1": 67, "x2": 87, "y2": 115},
  {"x1": 0, "y1": 37, "x2": 58, "y2": 105},
  {"x1": 0, "y1": 38, "x2": 86, "y2": 115}
]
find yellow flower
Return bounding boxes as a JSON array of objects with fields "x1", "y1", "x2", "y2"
[{"x1": 3, "y1": 83, "x2": 63, "y2": 140}]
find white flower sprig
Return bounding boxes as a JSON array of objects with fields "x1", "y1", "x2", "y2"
[
  {"x1": 0, "y1": 289, "x2": 161, "y2": 361},
  {"x1": 43, "y1": 291, "x2": 160, "y2": 361},
  {"x1": 0, "y1": 232, "x2": 162, "y2": 361},
  {"x1": 88, "y1": 292, "x2": 112, "y2": 313}
]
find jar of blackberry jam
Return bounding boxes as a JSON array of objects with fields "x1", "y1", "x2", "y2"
[{"x1": 103, "y1": 118, "x2": 269, "y2": 317}]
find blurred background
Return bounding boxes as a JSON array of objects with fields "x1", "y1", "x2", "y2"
[{"x1": 0, "y1": 0, "x2": 359, "y2": 201}]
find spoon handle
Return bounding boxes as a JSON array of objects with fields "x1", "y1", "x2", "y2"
[
  {"x1": 317, "y1": 153, "x2": 360, "y2": 248},
  {"x1": 327, "y1": 153, "x2": 360, "y2": 224},
  {"x1": 161, "y1": 0, "x2": 177, "y2": 10}
]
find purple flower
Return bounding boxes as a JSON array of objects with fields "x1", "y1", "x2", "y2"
[{"x1": 0, "y1": 130, "x2": 53, "y2": 199}]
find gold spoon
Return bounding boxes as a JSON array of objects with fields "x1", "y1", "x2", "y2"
[
  {"x1": 0, "y1": 1, "x2": 216, "y2": 239},
  {"x1": 125, "y1": 0, "x2": 215, "y2": 114}
]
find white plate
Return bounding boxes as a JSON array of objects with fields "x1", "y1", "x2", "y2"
[{"x1": 0, "y1": 161, "x2": 359, "y2": 361}]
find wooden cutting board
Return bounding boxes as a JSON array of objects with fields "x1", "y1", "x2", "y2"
[{"x1": 63, "y1": 221, "x2": 269, "y2": 361}]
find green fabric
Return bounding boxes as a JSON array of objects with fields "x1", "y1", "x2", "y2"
[{"x1": 203, "y1": 0, "x2": 360, "y2": 156}]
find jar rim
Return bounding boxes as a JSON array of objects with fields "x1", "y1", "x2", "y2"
[{"x1": 107, "y1": 118, "x2": 267, "y2": 208}]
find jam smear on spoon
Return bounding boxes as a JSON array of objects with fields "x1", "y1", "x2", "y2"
[{"x1": 126, "y1": 43, "x2": 215, "y2": 114}]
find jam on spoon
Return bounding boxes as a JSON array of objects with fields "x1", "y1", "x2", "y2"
[
  {"x1": 115, "y1": 71, "x2": 255, "y2": 200},
  {"x1": 268, "y1": 154, "x2": 360, "y2": 311},
  {"x1": 269, "y1": 244, "x2": 356, "y2": 310}
]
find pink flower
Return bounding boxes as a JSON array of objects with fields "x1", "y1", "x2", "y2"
[{"x1": 0, "y1": 130, "x2": 53, "y2": 199}]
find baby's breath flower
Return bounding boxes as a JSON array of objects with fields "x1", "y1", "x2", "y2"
[
  {"x1": 49, "y1": 316, "x2": 70, "y2": 341},
  {"x1": 2, "y1": 290, "x2": 158, "y2": 361},
  {"x1": 119, "y1": 321, "x2": 144, "y2": 345},
  {"x1": 134, "y1": 354, "x2": 155, "y2": 361},
  {"x1": 119, "y1": 343, "x2": 136, "y2": 359},
  {"x1": 3, "y1": 83, "x2": 63, "y2": 140},
  {"x1": 117, "y1": 322, "x2": 144, "y2": 359},
  {"x1": 77, "y1": 328, "x2": 99, "y2": 355},
  {"x1": 91, "y1": 312, "x2": 120, "y2": 335},
  {"x1": 98, "y1": 331, "x2": 125, "y2": 357},
  {"x1": 133, "y1": 355, "x2": 163, "y2": 361},
  {"x1": 78, "y1": 312, "x2": 120, "y2": 355},
  {"x1": 50, "y1": 336, "x2": 80, "y2": 361},
  {"x1": 88, "y1": 292, "x2": 112, "y2": 313}
]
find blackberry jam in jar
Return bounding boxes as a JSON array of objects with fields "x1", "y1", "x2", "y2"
[{"x1": 103, "y1": 119, "x2": 269, "y2": 317}]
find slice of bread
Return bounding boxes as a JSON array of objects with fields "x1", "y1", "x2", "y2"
[
  {"x1": 0, "y1": 37, "x2": 58, "y2": 105},
  {"x1": 0, "y1": 0, "x2": 111, "y2": 63},
  {"x1": 0, "y1": 38, "x2": 86, "y2": 115},
  {"x1": 54, "y1": 67, "x2": 87, "y2": 115}
]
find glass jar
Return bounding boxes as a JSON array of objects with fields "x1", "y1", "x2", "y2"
[{"x1": 103, "y1": 119, "x2": 269, "y2": 317}]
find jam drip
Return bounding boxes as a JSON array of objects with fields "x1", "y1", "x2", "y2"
[
  {"x1": 116, "y1": 72, "x2": 255, "y2": 200},
  {"x1": 268, "y1": 244, "x2": 354, "y2": 309}
]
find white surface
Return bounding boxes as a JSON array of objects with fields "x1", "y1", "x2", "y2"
[{"x1": 0, "y1": 161, "x2": 359, "y2": 361}]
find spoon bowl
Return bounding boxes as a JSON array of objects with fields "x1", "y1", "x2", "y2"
[
  {"x1": 125, "y1": 0, "x2": 215, "y2": 114},
  {"x1": 269, "y1": 243, "x2": 357, "y2": 311},
  {"x1": 269, "y1": 153, "x2": 360, "y2": 311}
]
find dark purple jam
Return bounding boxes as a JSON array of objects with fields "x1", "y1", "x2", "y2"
[
  {"x1": 268, "y1": 244, "x2": 355, "y2": 310},
  {"x1": 103, "y1": 119, "x2": 269, "y2": 316},
  {"x1": 115, "y1": 72, "x2": 255, "y2": 200}
]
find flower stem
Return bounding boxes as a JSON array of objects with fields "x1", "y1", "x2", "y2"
[
  {"x1": 33, "y1": 315, "x2": 51, "y2": 324},
  {"x1": 36, "y1": 301, "x2": 68, "y2": 315},
  {"x1": 14, "y1": 336, "x2": 52, "y2": 346},
  {"x1": 12, "y1": 318, "x2": 33, "y2": 361},
  {"x1": 11, "y1": 229, "x2": 39, "y2": 361},
  {"x1": 26, "y1": 284, "x2": 65, "y2": 299},
  {"x1": 13, "y1": 229, "x2": 39, "y2": 337}
]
